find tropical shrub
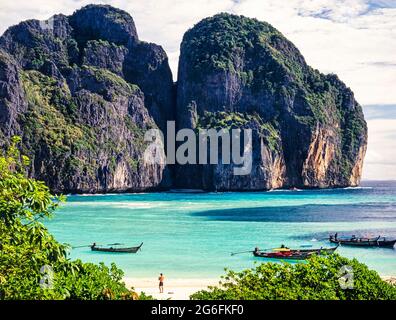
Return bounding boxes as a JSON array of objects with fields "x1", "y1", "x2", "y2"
[
  {"x1": 0, "y1": 136, "x2": 151, "y2": 300},
  {"x1": 190, "y1": 254, "x2": 396, "y2": 300}
]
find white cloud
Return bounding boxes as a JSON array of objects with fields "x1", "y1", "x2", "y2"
[
  {"x1": 118, "y1": 0, "x2": 236, "y2": 76},
  {"x1": 1, "y1": 0, "x2": 395, "y2": 104},
  {"x1": 232, "y1": 1, "x2": 396, "y2": 105},
  {"x1": 362, "y1": 104, "x2": 396, "y2": 180},
  {"x1": 364, "y1": 117, "x2": 396, "y2": 180}
]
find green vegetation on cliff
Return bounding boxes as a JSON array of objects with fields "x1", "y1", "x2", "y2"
[
  {"x1": 83, "y1": 65, "x2": 140, "y2": 96},
  {"x1": 19, "y1": 70, "x2": 85, "y2": 154},
  {"x1": 17, "y1": 68, "x2": 148, "y2": 189},
  {"x1": 181, "y1": 13, "x2": 309, "y2": 90},
  {"x1": 179, "y1": 13, "x2": 367, "y2": 188},
  {"x1": 197, "y1": 111, "x2": 281, "y2": 152},
  {"x1": 182, "y1": 13, "x2": 279, "y2": 75},
  {"x1": 19, "y1": 70, "x2": 98, "y2": 178}
]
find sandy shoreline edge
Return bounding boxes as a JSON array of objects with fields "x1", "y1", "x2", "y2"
[
  {"x1": 124, "y1": 276, "x2": 396, "y2": 300},
  {"x1": 124, "y1": 278, "x2": 219, "y2": 300}
]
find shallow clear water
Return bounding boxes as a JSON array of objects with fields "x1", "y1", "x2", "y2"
[{"x1": 45, "y1": 181, "x2": 396, "y2": 278}]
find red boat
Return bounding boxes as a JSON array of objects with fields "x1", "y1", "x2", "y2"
[{"x1": 253, "y1": 245, "x2": 338, "y2": 260}]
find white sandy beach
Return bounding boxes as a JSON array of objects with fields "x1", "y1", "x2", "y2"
[
  {"x1": 124, "y1": 276, "x2": 396, "y2": 300},
  {"x1": 124, "y1": 277, "x2": 219, "y2": 300},
  {"x1": 382, "y1": 276, "x2": 396, "y2": 286}
]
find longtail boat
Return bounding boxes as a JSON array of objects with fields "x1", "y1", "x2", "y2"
[
  {"x1": 91, "y1": 242, "x2": 143, "y2": 253},
  {"x1": 271, "y1": 245, "x2": 339, "y2": 255},
  {"x1": 253, "y1": 245, "x2": 338, "y2": 260},
  {"x1": 253, "y1": 250, "x2": 312, "y2": 260},
  {"x1": 329, "y1": 234, "x2": 396, "y2": 248}
]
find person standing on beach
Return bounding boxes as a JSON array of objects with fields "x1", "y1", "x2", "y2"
[{"x1": 159, "y1": 273, "x2": 164, "y2": 293}]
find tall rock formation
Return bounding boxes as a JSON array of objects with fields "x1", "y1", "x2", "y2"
[
  {"x1": 0, "y1": 7, "x2": 367, "y2": 192},
  {"x1": 0, "y1": 5, "x2": 174, "y2": 193},
  {"x1": 175, "y1": 13, "x2": 367, "y2": 190}
]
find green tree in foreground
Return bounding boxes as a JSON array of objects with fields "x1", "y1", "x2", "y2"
[
  {"x1": 191, "y1": 253, "x2": 396, "y2": 300},
  {"x1": 0, "y1": 137, "x2": 151, "y2": 300}
]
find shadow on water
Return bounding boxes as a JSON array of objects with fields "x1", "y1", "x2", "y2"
[{"x1": 192, "y1": 203, "x2": 396, "y2": 223}]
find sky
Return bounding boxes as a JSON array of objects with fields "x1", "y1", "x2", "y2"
[{"x1": 0, "y1": 0, "x2": 395, "y2": 180}]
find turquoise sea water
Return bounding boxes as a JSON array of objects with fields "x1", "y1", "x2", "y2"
[{"x1": 45, "y1": 181, "x2": 396, "y2": 278}]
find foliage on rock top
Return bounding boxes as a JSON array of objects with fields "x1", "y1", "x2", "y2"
[{"x1": 197, "y1": 111, "x2": 281, "y2": 152}]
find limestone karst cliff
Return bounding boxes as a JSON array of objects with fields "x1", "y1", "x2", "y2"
[
  {"x1": 175, "y1": 13, "x2": 367, "y2": 190},
  {"x1": 0, "y1": 5, "x2": 173, "y2": 193},
  {"x1": 0, "y1": 6, "x2": 367, "y2": 192}
]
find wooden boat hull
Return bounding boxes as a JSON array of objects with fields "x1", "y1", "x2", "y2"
[
  {"x1": 91, "y1": 242, "x2": 143, "y2": 253},
  {"x1": 253, "y1": 252, "x2": 311, "y2": 260},
  {"x1": 253, "y1": 246, "x2": 338, "y2": 260},
  {"x1": 330, "y1": 238, "x2": 396, "y2": 248},
  {"x1": 295, "y1": 246, "x2": 338, "y2": 254}
]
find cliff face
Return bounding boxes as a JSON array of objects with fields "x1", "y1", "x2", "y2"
[
  {"x1": 0, "y1": 7, "x2": 367, "y2": 192},
  {"x1": 176, "y1": 14, "x2": 367, "y2": 190},
  {"x1": 0, "y1": 5, "x2": 173, "y2": 193}
]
